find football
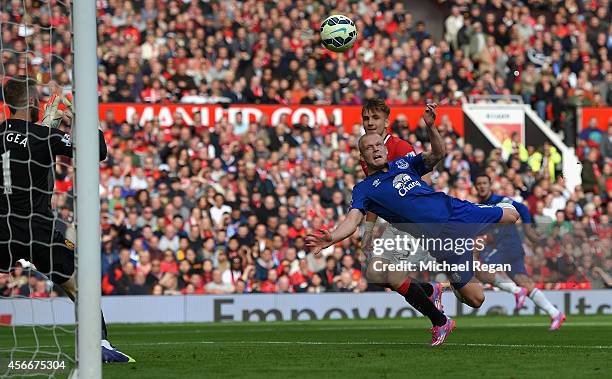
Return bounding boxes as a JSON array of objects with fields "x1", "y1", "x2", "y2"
[{"x1": 320, "y1": 14, "x2": 357, "y2": 53}]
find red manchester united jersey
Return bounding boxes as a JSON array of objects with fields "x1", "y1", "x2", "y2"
[{"x1": 360, "y1": 134, "x2": 415, "y2": 175}]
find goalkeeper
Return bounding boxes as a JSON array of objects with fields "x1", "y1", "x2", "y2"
[{"x1": 0, "y1": 76, "x2": 134, "y2": 363}]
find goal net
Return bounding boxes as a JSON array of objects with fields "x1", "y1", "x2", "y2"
[{"x1": 0, "y1": 0, "x2": 101, "y2": 377}]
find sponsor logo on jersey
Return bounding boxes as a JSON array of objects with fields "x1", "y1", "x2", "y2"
[
  {"x1": 65, "y1": 239, "x2": 75, "y2": 250},
  {"x1": 392, "y1": 173, "x2": 421, "y2": 196},
  {"x1": 372, "y1": 179, "x2": 381, "y2": 187},
  {"x1": 395, "y1": 159, "x2": 409, "y2": 169}
]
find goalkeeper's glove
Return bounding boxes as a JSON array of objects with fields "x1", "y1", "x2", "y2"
[{"x1": 41, "y1": 94, "x2": 72, "y2": 128}]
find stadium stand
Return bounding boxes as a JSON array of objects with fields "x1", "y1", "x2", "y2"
[{"x1": 0, "y1": 0, "x2": 610, "y2": 297}]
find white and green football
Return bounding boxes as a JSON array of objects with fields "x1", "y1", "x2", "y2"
[{"x1": 320, "y1": 14, "x2": 357, "y2": 53}]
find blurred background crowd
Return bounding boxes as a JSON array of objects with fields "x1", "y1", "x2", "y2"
[
  {"x1": 1, "y1": 1, "x2": 611, "y2": 120},
  {"x1": 0, "y1": 0, "x2": 611, "y2": 297}
]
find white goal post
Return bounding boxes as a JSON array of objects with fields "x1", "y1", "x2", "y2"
[{"x1": 72, "y1": 0, "x2": 101, "y2": 377}]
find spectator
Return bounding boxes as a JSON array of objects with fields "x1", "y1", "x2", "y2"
[
  {"x1": 318, "y1": 256, "x2": 339, "y2": 291},
  {"x1": 600, "y1": 124, "x2": 612, "y2": 160},
  {"x1": 581, "y1": 149, "x2": 602, "y2": 193},
  {"x1": 334, "y1": 271, "x2": 358, "y2": 293},
  {"x1": 307, "y1": 274, "x2": 326, "y2": 294},
  {"x1": 445, "y1": 6, "x2": 464, "y2": 50},
  {"x1": 159, "y1": 225, "x2": 180, "y2": 252},
  {"x1": 205, "y1": 269, "x2": 235, "y2": 294},
  {"x1": 528, "y1": 142, "x2": 562, "y2": 181},
  {"x1": 128, "y1": 271, "x2": 151, "y2": 295},
  {"x1": 254, "y1": 249, "x2": 275, "y2": 281},
  {"x1": 210, "y1": 194, "x2": 232, "y2": 227},
  {"x1": 159, "y1": 250, "x2": 179, "y2": 275},
  {"x1": 159, "y1": 273, "x2": 181, "y2": 296}
]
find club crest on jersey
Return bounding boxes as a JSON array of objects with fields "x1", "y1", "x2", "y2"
[
  {"x1": 395, "y1": 159, "x2": 409, "y2": 169},
  {"x1": 372, "y1": 179, "x2": 381, "y2": 187}
]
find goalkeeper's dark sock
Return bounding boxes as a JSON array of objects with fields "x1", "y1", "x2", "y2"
[
  {"x1": 396, "y1": 278, "x2": 446, "y2": 327},
  {"x1": 101, "y1": 311, "x2": 108, "y2": 340}
]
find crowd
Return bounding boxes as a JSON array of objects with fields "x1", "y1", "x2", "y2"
[
  {"x1": 2, "y1": 103, "x2": 611, "y2": 298},
  {"x1": 0, "y1": 0, "x2": 611, "y2": 298},
  {"x1": 1, "y1": 1, "x2": 611, "y2": 121}
]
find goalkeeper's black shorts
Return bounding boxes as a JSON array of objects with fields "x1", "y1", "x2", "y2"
[{"x1": 0, "y1": 216, "x2": 75, "y2": 285}]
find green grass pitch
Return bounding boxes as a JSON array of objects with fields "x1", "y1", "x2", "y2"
[{"x1": 1, "y1": 315, "x2": 610, "y2": 378}]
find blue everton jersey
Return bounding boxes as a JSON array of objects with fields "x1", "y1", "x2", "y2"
[{"x1": 350, "y1": 154, "x2": 453, "y2": 224}]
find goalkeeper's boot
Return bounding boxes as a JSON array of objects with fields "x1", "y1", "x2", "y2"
[
  {"x1": 428, "y1": 282, "x2": 445, "y2": 312},
  {"x1": 431, "y1": 317, "x2": 455, "y2": 347},
  {"x1": 549, "y1": 312, "x2": 566, "y2": 331},
  {"x1": 101, "y1": 340, "x2": 136, "y2": 363},
  {"x1": 514, "y1": 287, "x2": 528, "y2": 311}
]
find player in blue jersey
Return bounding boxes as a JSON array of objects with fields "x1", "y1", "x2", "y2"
[
  {"x1": 310, "y1": 104, "x2": 457, "y2": 346},
  {"x1": 360, "y1": 100, "x2": 445, "y2": 314},
  {"x1": 307, "y1": 123, "x2": 520, "y2": 345},
  {"x1": 475, "y1": 174, "x2": 566, "y2": 330}
]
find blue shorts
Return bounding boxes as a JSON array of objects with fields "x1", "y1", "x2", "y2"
[
  {"x1": 437, "y1": 250, "x2": 475, "y2": 289},
  {"x1": 432, "y1": 199, "x2": 503, "y2": 289},
  {"x1": 480, "y1": 245, "x2": 527, "y2": 278},
  {"x1": 448, "y1": 198, "x2": 503, "y2": 225}
]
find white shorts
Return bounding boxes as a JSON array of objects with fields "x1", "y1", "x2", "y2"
[{"x1": 363, "y1": 220, "x2": 435, "y2": 266}]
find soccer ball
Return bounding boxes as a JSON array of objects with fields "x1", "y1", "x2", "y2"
[{"x1": 320, "y1": 14, "x2": 357, "y2": 53}]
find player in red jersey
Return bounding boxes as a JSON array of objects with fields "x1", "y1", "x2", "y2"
[
  {"x1": 359, "y1": 100, "x2": 433, "y2": 182},
  {"x1": 357, "y1": 99, "x2": 448, "y2": 326},
  {"x1": 359, "y1": 127, "x2": 414, "y2": 174}
]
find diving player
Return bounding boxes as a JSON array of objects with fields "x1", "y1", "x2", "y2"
[
  {"x1": 359, "y1": 99, "x2": 445, "y2": 312},
  {"x1": 306, "y1": 131, "x2": 520, "y2": 345}
]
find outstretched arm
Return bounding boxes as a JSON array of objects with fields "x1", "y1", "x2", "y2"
[
  {"x1": 306, "y1": 209, "x2": 365, "y2": 256},
  {"x1": 361, "y1": 211, "x2": 381, "y2": 252},
  {"x1": 419, "y1": 103, "x2": 445, "y2": 171}
]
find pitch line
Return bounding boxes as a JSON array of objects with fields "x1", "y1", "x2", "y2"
[
  {"x1": 107, "y1": 321, "x2": 612, "y2": 334},
  {"x1": 119, "y1": 340, "x2": 612, "y2": 350},
  {"x1": 6, "y1": 341, "x2": 612, "y2": 350},
  {"x1": 3, "y1": 322, "x2": 612, "y2": 338}
]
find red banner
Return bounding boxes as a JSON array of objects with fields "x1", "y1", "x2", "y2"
[
  {"x1": 98, "y1": 104, "x2": 464, "y2": 136},
  {"x1": 581, "y1": 107, "x2": 612, "y2": 131},
  {"x1": 1, "y1": 102, "x2": 464, "y2": 135}
]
